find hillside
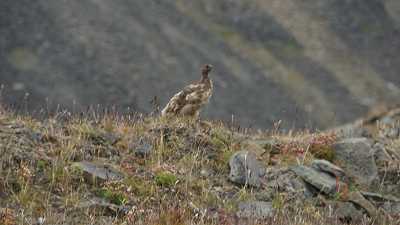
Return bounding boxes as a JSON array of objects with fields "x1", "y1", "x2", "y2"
[
  {"x1": 1, "y1": 0, "x2": 400, "y2": 129},
  {"x1": 0, "y1": 106, "x2": 400, "y2": 224}
]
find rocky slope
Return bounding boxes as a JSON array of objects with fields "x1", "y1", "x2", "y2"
[
  {"x1": 0, "y1": 106, "x2": 400, "y2": 224},
  {"x1": 1, "y1": 0, "x2": 400, "y2": 129}
]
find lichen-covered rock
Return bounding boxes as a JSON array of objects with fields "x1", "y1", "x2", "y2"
[
  {"x1": 383, "y1": 201, "x2": 400, "y2": 215},
  {"x1": 76, "y1": 197, "x2": 129, "y2": 216},
  {"x1": 228, "y1": 151, "x2": 266, "y2": 188},
  {"x1": 72, "y1": 161, "x2": 124, "y2": 184},
  {"x1": 348, "y1": 191, "x2": 378, "y2": 218},
  {"x1": 291, "y1": 166, "x2": 338, "y2": 196},
  {"x1": 311, "y1": 159, "x2": 346, "y2": 179},
  {"x1": 133, "y1": 140, "x2": 153, "y2": 158},
  {"x1": 361, "y1": 191, "x2": 400, "y2": 215},
  {"x1": 333, "y1": 138, "x2": 378, "y2": 186},
  {"x1": 335, "y1": 202, "x2": 364, "y2": 223},
  {"x1": 361, "y1": 191, "x2": 400, "y2": 203},
  {"x1": 236, "y1": 201, "x2": 274, "y2": 219},
  {"x1": 264, "y1": 168, "x2": 308, "y2": 198}
]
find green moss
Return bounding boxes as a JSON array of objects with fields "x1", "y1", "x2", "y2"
[
  {"x1": 155, "y1": 171, "x2": 178, "y2": 187},
  {"x1": 309, "y1": 145, "x2": 335, "y2": 162},
  {"x1": 209, "y1": 127, "x2": 236, "y2": 172},
  {"x1": 124, "y1": 177, "x2": 153, "y2": 197},
  {"x1": 223, "y1": 199, "x2": 239, "y2": 213},
  {"x1": 211, "y1": 149, "x2": 235, "y2": 173},
  {"x1": 332, "y1": 191, "x2": 342, "y2": 201},
  {"x1": 348, "y1": 182, "x2": 359, "y2": 192},
  {"x1": 95, "y1": 188, "x2": 127, "y2": 205},
  {"x1": 50, "y1": 164, "x2": 67, "y2": 184},
  {"x1": 211, "y1": 127, "x2": 232, "y2": 150},
  {"x1": 36, "y1": 160, "x2": 48, "y2": 172},
  {"x1": 272, "y1": 193, "x2": 285, "y2": 211},
  {"x1": 14, "y1": 185, "x2": 38, "y2": 208},
  {"x1": 236, "y1": 188, "x2": 252, "y2": 202},
  {"x1": 69, "y1": 165, "x2": 85, "y2": 183}
]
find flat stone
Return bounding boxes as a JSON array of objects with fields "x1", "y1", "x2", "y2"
[
  {"x1": 72, "y1": 161, "x2": 124, "y2": 184},
  {"x1": 360, "y1": 191, "x2": 400, "y2": 215},
  {"x1": 77, "y1": 197, "x2": 129, "y2": 216},
  {"x1": 291, "y1": 166, "x2": 337, "y2": 195},
  {"x1": 264, "y1": 168, "x2": 308, "y2": 198},
  {"x1": 236, "y1": 201, "x2": 274, "y2": 219},
  {"x1": 336, "y1": 202, "x2": 364, "y2": 223},
  {"x1": 360, "y1": 191, "x2": 400, "y2": 203},
  {"x1": 311, "y1": 159, "x2": 346, "y2": 179},
  {"x1": 333, "y1": 138, "x2": 378, "y2": 186},
  {"x1": 228, "y1": 151, "x2": 266, "y2": 188},
  {"x1": 348, "y1": 191, "x2": 378, "y2": 218},
  {"x1": 383, "y1": 201, "x2": 400, "y2": 215}
]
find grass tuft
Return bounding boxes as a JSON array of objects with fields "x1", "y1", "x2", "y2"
[{"x1": 154, "y1": 171, "x2": 178, "y2": 187}]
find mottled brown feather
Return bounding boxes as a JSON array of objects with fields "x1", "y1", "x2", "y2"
[{"x1": 162, "y1": 64, "x2": 213, "y2": 118}]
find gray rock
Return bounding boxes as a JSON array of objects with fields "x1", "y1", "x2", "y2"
[
  {"x1": 333, "y1": 138, "x2": 378, "y2": 186},
  {"x1": 360, "y1": 191, "x2": 400, "y2": 203},
  {"x1": 360, "y1": 191, "x2": 400, "y2": 215},
  {"x1": 291, "y1": 166, "x2": 338, "y2": 195},
  {"x1": 236, "y1": 201, "x2": 274, "y2": 219},
  {"x1": 255, "y1": 191, "x2": 275, "y2": 202},
  {"x1": 228, "y1": 151, "x2": 266, "y2": 188},
  {"x1": 77, "y1": 197, "x2": 129, "y2": 216},
  {"x1": 335, "y1": 202, "x2": 364, "y2": 223},
  {"x1": 348, "y1": 191, "x2": 378, "y2": 218},
  {"x1": 311, "y1": 159, "x2": 346, "y2": 179},
  {"x1": 72, "y1": 161, "x2": 124, "y2": 184},
  {"x1": 264, "y1": 168, "x2": 308, "y2": 198},
  {"x1": 303, "y1": 181, "x2": 320, "y2": 198},
  {"x1": 134, "y1": 140, "x2": 153, "y2": 158},
  {"x1": 383, "y1": 201, "x2": 400, "y2": 215},
  {"x1": 372, "y1": 143, "x2": 392, "y2": 166}
]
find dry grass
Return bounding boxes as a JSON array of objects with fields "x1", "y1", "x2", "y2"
[{"x1": 0, "y1": 107, "x2": 398, "y2": 225}]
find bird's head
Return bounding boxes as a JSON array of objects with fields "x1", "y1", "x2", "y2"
[{"x1": 201, "y1": 64, "x2": 213, "y2": 77}]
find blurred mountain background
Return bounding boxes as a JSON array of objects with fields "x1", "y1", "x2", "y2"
[{"x1": 1, "y1": 0, "x2": 400, "y2": 129}]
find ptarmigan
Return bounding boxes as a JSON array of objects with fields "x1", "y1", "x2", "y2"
[{"x1": 161, "y1": 64, "x2": 213, "y2": 118}]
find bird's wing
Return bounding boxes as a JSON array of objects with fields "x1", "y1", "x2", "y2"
[
  {"x1": 162, "y1": 83, "x2": 205, "y2": 115},
  {"x1": 183, "y1": 84, "x2": 206, "y2": 103}
]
